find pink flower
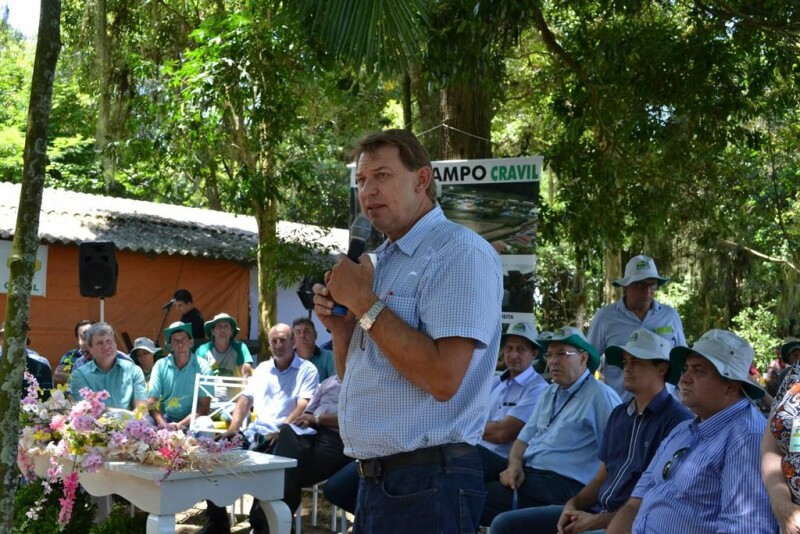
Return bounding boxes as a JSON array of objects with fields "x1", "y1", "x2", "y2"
[
  {"x1": 49, "y1": 415, "x2": 67, "y2": 432},
  {"x1": 58, "y1": 471, "x2": 79, "y2": 525}
]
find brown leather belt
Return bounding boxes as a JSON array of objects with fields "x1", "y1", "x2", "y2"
[{"x1": 356, "y1": 443, "x2": 475, "y2": 479}]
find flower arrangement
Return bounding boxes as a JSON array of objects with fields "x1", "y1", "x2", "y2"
[{"x1": 17, "y1": 371, "x2": 242, "y2": 528}]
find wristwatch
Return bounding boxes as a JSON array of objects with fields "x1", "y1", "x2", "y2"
[{"x1": 359, "y1": 299, "x2": 386, "y2": 332}]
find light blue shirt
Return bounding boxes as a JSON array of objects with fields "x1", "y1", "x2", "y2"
[
  {"x1": 244, "y1": 355, "x2": 319, "y2": 438},
  {"x1": 340, "y1": 206, "x2": 504, "y2": 459},
  {"x1": 632, "y1": 399, "x2": 777, "y2": 534},
  {"x1": 479, "y1": 366, "x2": 548, "y2": 457},
  {"x1": 588, "y1": 298, "x2": 686, "y2": 398},
  {"x1": 517, "y1": 370, "x2": 621, "y2": 485},
  {"x1": 71, "y1": 357, "x2": 147, "y2": 410},
  {"x1": 148, "y1": 353, "x2": 212, "y2": 422}
]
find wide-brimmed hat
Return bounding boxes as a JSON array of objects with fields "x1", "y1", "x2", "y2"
[
  {"x1": 128, "y1": 337, "x2": 163, "y2": 362},
  {"x1": 501, "y1": 321, "x2": 544, "y2": 352},
  {"x1": 204, "y1": 313, "x2": 240, "y2": 339},
  {"x1": 670, "y1": 329, "x2": 765, "y2": 399},
  {"x1": 540, "y1": 326, "x2": 601, "y2": 373},
  {"x1": 606, "y1": 328, "x2": 680, "y2": 384},
  {"x1": 781, "y1": 337, "x2": 800, "y2": 364},
  {"x1": 165, "y1": 321, "x2": 193, "y2": 346},
  {"x1": 613, "y1": 255, "x2": 669, "y2": 288}
]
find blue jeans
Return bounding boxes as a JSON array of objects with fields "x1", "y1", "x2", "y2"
[
  {"x1": 323, "y1": 460, "x2": 358, "y2": 514},
  {"x1": 490, "y1": 504, "x2": 564, "y2": 533},
  {"x1": 354, "y1": 447, "x2": 485, "y2": 534}
]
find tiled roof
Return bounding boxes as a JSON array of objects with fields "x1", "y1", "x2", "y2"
[{"x1": 0, "y1": 182, "x2": 348, "y2": 262}]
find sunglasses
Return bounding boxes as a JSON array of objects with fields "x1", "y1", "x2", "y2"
[{"x1": 662, "y1": 447, "x2": 689, "y2": 480}]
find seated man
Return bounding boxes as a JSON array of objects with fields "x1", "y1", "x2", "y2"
[
  {"x1": 200, "y1": 323, "x2": 319, "y2": 534},
  {"x1": 128, "y1": 337, "x2": 161, "y2": 383},
  {"x1": 479, "y1": 321, "x2": 549, "y2": 479},
  {"x1": 490, "y1": 328, "x2": 692, "y2": 533},
  {"x1": 54, "y1": 319, "x2": 93, "y2": 385},
  {"x1": 292, "y1": 317, "x2": 335, "y2": 381},
  {"x1": 481, "y1": 326, "x2": 621, "y2": 525},
  {"x1": 607, "y1": 329, "x2": 778, "y2": 534},
  {"x1": 195, "y1": 312, "x2": 253, "y2": 417},
  {"x1": 147, "y1": 321, "x2": 212, "y2": 430},
  {"x1": 71, "y1": 322, "x2": 148, "y2": 412},
  {"x1": 271, "y1": 375, "x2": 350, "y2": 520},
  {"x1": 0, "y1": 326, "x2": 53, "y2": 399}
]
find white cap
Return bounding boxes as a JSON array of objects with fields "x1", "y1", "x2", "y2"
[{"x1": 613, "y1": 255, "x2": 669, "y2": 288}]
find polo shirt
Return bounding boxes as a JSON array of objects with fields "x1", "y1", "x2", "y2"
[
  {"x1": 632, "y1": 399, "x2": 777, "y2": 533},
  {"x1": 309, "y1": 347, "x2": 336, "y2": 382},
  {"x1": 71, "y1": 357, "x2": 147, "y2": 410},
  {"x1": 479, "y1": 366, "x2": 548, "y2": 457},
  {"x1": 518, "y1": 370, "x2": 621, "y2": 485},
  {"x1": 148, "y1": 352, "x2": 212, "y2": 421},
  {"x1": 596, "y1": 387, "x2": 692, "y2": 512}
]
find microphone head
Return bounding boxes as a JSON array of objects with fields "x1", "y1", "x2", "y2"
[{"x1": 350, "y1": 215, "x2": 372, "y2": 242}]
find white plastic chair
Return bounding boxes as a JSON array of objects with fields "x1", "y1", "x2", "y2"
[
  {"x1": 294, "y1": 482, "x2": 347, "y2": 533},
  {"x1": 189, "y1": 374, "x2": 247, "y2": 434}
]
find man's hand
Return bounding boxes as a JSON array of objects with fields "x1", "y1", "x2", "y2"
[
  {"x1": 294, "y1": 413, "x2": 315, "y2": 428},
  {"x1": 558, "y1": 510, "x2": 603, "y2": 534},
  {"x1": 774, "y1": 501, "x2": 800, "y2": 534},
  {"x1": 499, "y1": 465, "x2": 525, "y2": 490},
  {"x1": 325, "y1": 253, "x2": 376, "y2": 318}
]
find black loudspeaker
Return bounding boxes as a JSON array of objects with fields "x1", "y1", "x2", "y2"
[{"x1": 79, "y1": 241, "x2": 118, "y2": 297}]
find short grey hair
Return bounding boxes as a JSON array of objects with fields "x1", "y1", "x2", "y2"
[{"x1": 85, "y1": 322, "x2": 115, "y2": 347}]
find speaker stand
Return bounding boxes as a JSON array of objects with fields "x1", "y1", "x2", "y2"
[
  {"x1": 100, "y1": 297, "x2": 105, "y2": 322},
  {"x1": 155, "y1": 305, "x2": 171, "y2": 349}
]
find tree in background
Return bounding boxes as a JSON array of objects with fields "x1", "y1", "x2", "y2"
[{"x1": 0, "y1": 0, "x2": 61, "y2": 528}]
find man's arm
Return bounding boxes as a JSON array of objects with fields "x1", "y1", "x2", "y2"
[
  {"x1": 498, "y1": 439, "x2": 528, "y2": 489},
  {"x1": 326, "y1": 252, "x2": 482, "y2": 400},
  {"x1": 761, "y1": 425, "x2": 800, "y2": 533},
  {"x1": 605, "y1": 497, "x2": 641, "y2": 534},
  {"x1": 482, "y1": 416, "x2": 525, "y2": 444},
  {"x1": 147, "y1": 395, "x2": 169, "y2": 428},
  {"x1": 219, "y1": 395, "x2": 254, "y2": 439},
  {"x1": 284, "y1": 398, "x2": 310, "y2": 425},
  {"x1": 174, "y1": 396, "x2": 210, "y2": 429}
]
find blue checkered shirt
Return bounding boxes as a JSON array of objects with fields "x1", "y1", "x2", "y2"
[{"x1": 339, "y1": 206, "x2": 503, "y2": 459}]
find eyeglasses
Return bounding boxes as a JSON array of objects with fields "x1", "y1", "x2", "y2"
[
  {"x1": 544, "y1": 351, "x2": 579, "y2": 360},
  {"x1": 631, "y1": 281, "x2": 658, "y2": 292},
  {"x1": 662, "y1": 447, "x2": 689, "y2": 479}
]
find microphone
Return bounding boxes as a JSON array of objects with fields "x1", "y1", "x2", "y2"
[
  {"x1": 162, "y1": 298, "x2": 176, "y2": 310},
  {"x1": 332, "y1": 215, "x2": 372, "y2": 316}
]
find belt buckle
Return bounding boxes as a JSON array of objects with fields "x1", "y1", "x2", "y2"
[{"x1": 356, "y1": 459, "x2": 382, "y2": 479}]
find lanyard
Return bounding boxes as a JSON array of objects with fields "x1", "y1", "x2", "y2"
[{"x1": 549, "y1": 374, "x2": 590, "y2": 425}]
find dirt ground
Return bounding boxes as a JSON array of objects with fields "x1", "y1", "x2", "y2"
[{"x1": 172, "y1": 492, "x2": 351, "y2": 533}]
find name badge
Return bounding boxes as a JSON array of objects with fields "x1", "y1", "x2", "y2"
[
  {"x1": 790, "y1": 418, "x2": 800, "y2": 453},
  {"x1": 655, "y1": 326, "x2": 674, "y2": 334}
]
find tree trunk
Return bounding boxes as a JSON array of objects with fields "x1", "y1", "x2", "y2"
[
  {"x1": 604, "y1": 249, "x2": 621, "y2": 304},
  {"x1": 254, "y1": 198, "x2": 278, "y2": 356},
  {"x1": 94, "y1": 0, "x2": 114, "y2": 191},
  {"x1": 440, "y1": 81, "x2": 493, "y2": 159},
  {"x1": 0, "y1": 0, "x2": 61, "y2": 528},
  {"x1": 409, "y1": 67, "x2": 442, "y2": 159}
]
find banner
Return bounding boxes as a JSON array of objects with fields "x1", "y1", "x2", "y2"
[
  {"x1": 0, "y1": 240, "x2": 48, "y2": 296},
  {"x1": 349, "y1": 156, "x2": 541, "y2": 326}
]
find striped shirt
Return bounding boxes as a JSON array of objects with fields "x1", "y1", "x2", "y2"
[
  {"x1": 339, "y1": 206, "x2": 503, "y2": 459},
  {"x1": 631, "y1": 399, "x2": 777, "y2": 533}
]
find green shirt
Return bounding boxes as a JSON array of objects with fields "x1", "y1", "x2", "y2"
[
  {"x1": 71, "y1": 357, "x2": 147, "y2": 410},
  {"x1": 148, "y1": 353, "x2": 212, "y2": 421}
]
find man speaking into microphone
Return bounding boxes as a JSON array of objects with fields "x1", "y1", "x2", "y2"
[{"x1": 313, "y1": 129, "x2": 503, "y2": 533}]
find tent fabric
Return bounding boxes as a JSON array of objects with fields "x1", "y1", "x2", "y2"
[{"x1": 0, "y1": 244, "x2": 250, "y2": 367}]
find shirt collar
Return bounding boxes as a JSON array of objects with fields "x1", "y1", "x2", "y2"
[
  {"x1": 273, "y1": 354, "x2": 304, "y2": 374},
  {"x1": 501, "y1": 366, "x2": 536, "y2": 387},
  {"x1": 374, "y1": 205, "x2": 444, "y2": 258},
  {"x1": 691, "y1": 398, "x2": 750, "y2": 440},
  {"x1": 616, "y1": 298, "x2": 661, "y2": 314},
  {"x1": 626, "y1": 385, "x2": 671, "y2": 416}
]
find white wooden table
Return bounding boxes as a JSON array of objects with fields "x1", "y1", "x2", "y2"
[{"x1": 35, "y1": 450, "x2": 296, "y2": 533}]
